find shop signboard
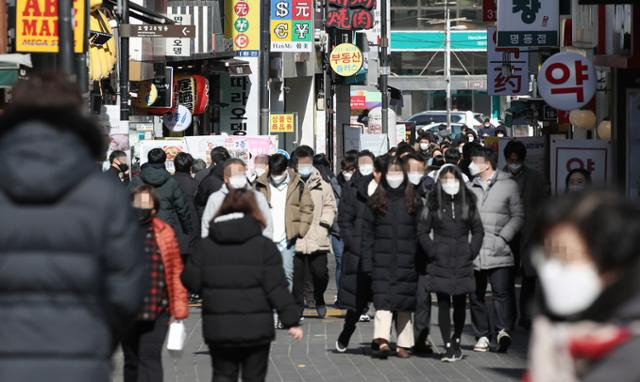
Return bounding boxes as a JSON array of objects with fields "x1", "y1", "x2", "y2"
[
  {"x1": 497, "y1": 0, "x2": 559, "y2": 47},
  {"x1": 270, "y1": 0, "x2": 313, "y2": 52},
  {"x1": 269, "y1": 113, "x2": 296, "y2": 133},
  {"x1": 329, "y1": 43, "x2": 363, "y2": 77},
  {"x1": 16, "y1": 0, "x2": 86, "y2": 53},
  {"x1": 220, "y1": 57, "x2": 260, "y2": 136},
  {"x1": 487, "y1": 27, "x2": 529, "y2": 96},
  {"x1": 484, "y1": 0, "x2": 497, "y2": 22},
  {"x1": 163, "y1": 105, "x2": 192, "y2": 133},
  {"x1": 166, "y1": 14, "x2": 191, "y2": 57},
  {"x1": 226, "y1": 0, "x2": 260, "y2": 56},
  {"x1": 550, "y1": 139, "x2": 612, "y2": 194},
  {"x1": 327, "y1": 0, "x2": 375, "y2": 31},
  {"x1": 538, "y1": 52, "x2": 596, "y2": 111}
]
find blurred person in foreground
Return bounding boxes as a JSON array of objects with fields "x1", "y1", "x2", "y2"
[
  {"x1": 182, "y1": 189, "x2": 303, "y2": 381},
  {"x1": 526, "y1": 191, "x2": 640, "y2": 382},
  {"x1": 0, "y1": 73, "x2": 146, "y2": 381}
]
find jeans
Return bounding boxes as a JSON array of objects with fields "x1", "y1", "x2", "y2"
[
  {"x1": 331, "y1": 235, "x2": 344, "y2": 290},
  {"x1": 414, "y1": 274, "x2": 432, "y2": 347},
  {"x1": 292, "y1": 252, "x2": 329, "y2": 315},
  {"x1": 276, "y1": 239, "x2": 295, "y2": 291},
  {"x1": 470, "y1": 267, "x2": 515, "y2": 339},
  {"x1": 122, "y1": 313, "x2": 170, "y2": 382},
  {"x1": 209, "y1": 344, "x2": 270, "y2": 382}
]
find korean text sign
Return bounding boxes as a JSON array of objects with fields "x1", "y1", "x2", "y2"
[
  {"x1": 329, "y1": 43, "x2": 363, "y2": 77},
  {"x1": 16, "y1": 0, "x2": 86, "y2": 53},
  {"x1": 225, "y1": 0, "x2": 260, "y2": 56},
  {"x1": 497, "y1": 0, "x2": 558, "y2": 47},
  {"x1": 538, "y1": 52, "x2": 596, "y2": 111},
  {"x1": 269, "y1": 114, "x2": 296, "y2": 133},
  {"x1": 270, "y1": 0, "x2": 313, "y2": 52},
  {"x1": 551, "y1": 139, "x2": 611, "y2": 194},
  {"x1": 487, "y1": 27, "x2": 529, "y2": 96}
]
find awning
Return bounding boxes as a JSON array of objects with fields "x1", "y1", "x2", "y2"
[
  {"x1": 0, "y1": 54, "x2": 32, "y2": 88},
  {"x1": 210, "y1": 58, "x2": 252, "y2": 76}
]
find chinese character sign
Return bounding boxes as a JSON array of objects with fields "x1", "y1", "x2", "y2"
[
  {"x1": 487, "y1": 27, "x2": 529, "y2": 96},
  {"x1": 269, "y1": 114, "x2": 296, "y2": 133},
  {"x1": 225, "y1": 0, "x2": 260, "y2": 55},
  {"x1": 270, "y1": 0, "x2": 313, "y2": 52},
  {"x1": 538, "y1": 52, "x2": 596, "y2": 111},
  {"x1": 329, "y1": 43, "x2": 363, "y2": 77},
  {"x1": 16, "y1": 0, "x2": 86, "y2": 53},
  {"x1": 327, "y1": 0, "x2": 375, "y2": 30},
  {"x1": 497, "y1": 0, "x2": 558, "y2": 47}
]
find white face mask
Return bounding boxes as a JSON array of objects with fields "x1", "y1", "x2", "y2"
[
  {"x1": 419, "y1": 143, "x2": 430, "y2": 151},
  {"x1": 342, "y1": 171, "x2": 354, "y2": 181},
  {"x1": 441, "y1": 180, "x2": 460, "y2": 196},
  {"x1": 468, "y1": 162, "x2": 483, "y2": 176},
  {"x1": 408, "y1": 172, "x2": 423, "y2": 186},
  {"x1": 538, "y1": 259, "x2": 602, "y2": 317},
  {"x1": 255, "y1": 166, "x2": 267, "y2": 178},
  {"x1": 468, "y1": 136, "x2": 475, "y2": 143},
  {"x1": 298, "y1": 164, "x2": 313, "y2": 178},
  {"x1": 271, "y1": 173, "x2": 287, "y2": 185},
  {"x1": 386, "y1": 174, "x2": 404, "y2": 189},
  {"x1": 508, "y1": 163, "x2": 522, "y2": 173},
  {"x1": 359, "y1": 164, "x2": 374, "y2": 177},
  {"x1": 229, "y1": 174, "x2": 247, "y2": 189}
]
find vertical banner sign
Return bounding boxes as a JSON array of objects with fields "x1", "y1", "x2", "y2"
[
  {"x1": 16, "y1": 0, "x2": 86, "y2": 53},
  {"x1": 226, "y1": 0, "x2": 260, "y2": 56},
  {"x1": 270, "y1": 0, "x2": 313, "y2": 52},
  {"x1": 487, "y1": 27, "x2": 529, "y2": 96},
  {"x1": 497, "y1": 0, "x2": 558, "y2": 47},
  {"x1": 166, "y1": 14, "x2": 191, "y2": 57},
  {"x1": 483, "y1": 0, "x2": 497, "y2": 22},
  {"x1": 220, "y1": 57, "x2": 260, "y2": 136}
]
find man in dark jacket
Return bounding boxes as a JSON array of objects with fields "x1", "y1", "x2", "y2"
[
  {"x1": 106, "y1": 149, "x2": 129, "y2": 185},
  {"x1": 0, "y1": 74, "x2": 147, "y2": 381},
  {"x1": 173, "y1": 152, "x2": 200, "y2": 260},
  {"x1": 129, "y1": 149, "x2": 194, "y2": 235},
  {"x1": 194, "y1": 146, "x2": 231, "y2": 212}
]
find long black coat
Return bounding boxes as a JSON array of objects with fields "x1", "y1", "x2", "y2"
[
  {"x1": 336, "y1": 173, "x2": 374, "y2": 311},
  {"x1": 0, "y1": 109, "x2": 146, "y2": 381},
  {"x1": 362, "y1": 185, "x2": 420, "y2": 312},
  {"x1": 181, "y1": 214, "x2": 299, "y2": 347},
  {"x1": 418, "y1": 197, "x2": 484, "y2": 295},
  {"x1": 173, "y1": 171, "x2": 200, "y2": 255}
]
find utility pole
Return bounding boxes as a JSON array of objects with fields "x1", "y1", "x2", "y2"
[
  {"x1": 58, "y1": 0, "x2": 74, "y2": 76},
  {"x1": 119, "y1": 0, "x2": 130, "y2": 121},
  {"x1": 259, "y1": 0, "x2": 270, "y2": 135},
  {"x1": 380, "y1": 0, "x2": 389, "y2": 135},
  {"x1": 444, "y1": 3, "x2": 452, "y2": 132}
]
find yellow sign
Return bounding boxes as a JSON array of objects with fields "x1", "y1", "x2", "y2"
[
  {"x1": 270, "y1": 114, "x2": 295, "y2": 133},
  {"x1": 225, "y1": 0, "x2": 260, "y2": 55},
  {"x1": 16, "y1": 0, "x2": 86, "y2": 53},
  {"x1": 329, "y1": 43, "x2": 363, "y2": 77}
]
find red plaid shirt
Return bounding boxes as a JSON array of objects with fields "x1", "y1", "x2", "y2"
[{"x1": 139, "y1": 225, "x2": 169, "y2": 321}]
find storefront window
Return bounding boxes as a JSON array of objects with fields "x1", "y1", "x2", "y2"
[{"x1": 392, "y1": 0, "x2": 483, "y2": 31}]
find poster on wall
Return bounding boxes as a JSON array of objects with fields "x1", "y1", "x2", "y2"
[
  {"x1": 138, "y1": 139, "x2": 188, "y2": 173},
  {"x1": 184, "y1": 135, "x2": 278, "y2": 169},
  {"x1": 550, "y1": 139, "x2": 612, "y2": 194}
]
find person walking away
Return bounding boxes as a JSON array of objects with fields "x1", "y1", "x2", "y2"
[
  {"x1": 468, "y1": 147, "x2": 524, "y2": 353},
  {"x1": 418, "y1": 164, "x2": 484, "y2": 362},
  {"x1": 129, "y1": 148, "x2": 194, "y2": 236},
  {"x1": 363, "y1": 156, "x2": 421, "y2": 359},
  {"x1": 181, "y1": 189, "x2": 303, "y2": 381},
  {"x1": 0, "y1": 74, "x2": 147, "y2": 381},
  {"x1": 503, "y1": 140, "x2": 548, "y2": 330},
  {"x1": 526, "y1": 191, "x2": 640, "y2": 382},
  {"x1": 201, "y1": 158, "x2": 272, "y2": 238},
  {"x1": 255, "y1": 154, "x2": 314, "y2": 293},
  {"x1": 195, "y1": 147, "x2": 231, "y2": 213},
  {"x1": 192, "y1": 159, "x2": 208, "y2": 177},
  {"x1": 107, "y1": 149, "x2": 130, "y2": 184},
  {"x1": 194, "y1": 146, "x2": 229, "y2": 185},
  {"x1": 173, "y1": 153, "x2": 200, "y2": 263},
  {"x1": 123, "y1": 186, "x2": 189, "y2": 382}
]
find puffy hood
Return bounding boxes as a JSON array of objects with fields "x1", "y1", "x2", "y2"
[
  {"x1": 0, "y1": 121, "x2": 97, "y2": 204},
  {"x1": 209, "y1": 213, "x2": 263, "y2": 244},
  {"x1": 140, "y1": 163, "x2": 171, "y2": 187}
]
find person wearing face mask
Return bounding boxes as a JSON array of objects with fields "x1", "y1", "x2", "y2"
[
  {"x1": 565, "y1": 168, "x2": 592, "y2": 193},
  {"x1": 107, "y1": 150, "x2": 130, "y2": 184},
  {"x1": 503, "y1": 141, "x2": 548, "y2": 330},
  {"x1": 124, "y1": 186, "x2": 189, "y2": 382},
  {"x1": 201, "y1": 158, "x2": 272, "y2": 240},
  {"x1": 363, "y1": 157, "x2": 422, "y2": 359},
  {"x1": 249, "y1": 154, "x2": 270, "y2": 186},
  {"x1": 467, "y1": 147, "x2": 524, "y2": 353},
  {"x1": 525, "y1": 191, "x2": 640, "y2": 382},
  {"x1": 418, "y1": 165, "x2": 484, "y2": 362},
  {"x1": 336, "y1": 153, "x2": 387, "y2": 352},
  {"x1": 416, "y1": 133, "x2": 433, "y2": 161},
  {"x1": 289, "y1": 146, "x2": 337, "y2": 319}
]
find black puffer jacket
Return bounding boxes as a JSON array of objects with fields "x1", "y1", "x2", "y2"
[
  {"x1": 195, "y1": 164, "x2": 225, "y2": 208},
  {"x1": 173, "y1": 171, "x2": 200, "y2": 255},
  {"x1": 418, "y1": 196, "x2": 484, "y2": 295},
  {"x1": 181, "y1": 214, "x2": 299, "y2": 347},
  {"x1": 129, "y1": 163, "x2": 193, "y2": 234},
  {"x1": 337, "y1": 173, "x2": 374, "y2": 311},
  {"x1": 362, "y1": 184, "x2": 421, "y2": 311},
  {"x1": 0, "y1": 110, "x2": 146, "y2": 381}
]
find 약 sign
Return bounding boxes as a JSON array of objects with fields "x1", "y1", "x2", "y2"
[
  {"x1": 550, "y1": 139, "x2": 611, "y2": 194},
  {"x1": 538, "y1": 52, "x2": 596, "y2": 111},
  {"x1": 497, "y1": 0, "x2": 559, "y2": 47},
  {"x1": 329, "y1": 43, "x2": 363, "y2": 77},
  {"x1": 16, "y1": 0, "x2": 86, "y2": 53},
  {"x1": 270, "y1": 0, "x2": 313, "y2": 52},
  {"x1": 269, "y1": 113, "x2": 296, "y2": 133}
]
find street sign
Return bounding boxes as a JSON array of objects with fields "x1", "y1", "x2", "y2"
[
  {"x1": 497, "y1": 0, "x2": 559, "y2": 47},
  {"x1": 269, "y1": 113, "x2": 296, "y2": 133},
  {"x1": 538, "y1": 52, "x2": 596, "y2": 111},
  {"x1": 487, "y1": 27, "x2": 529, "y2": 96},
  {"x1": 120, "y1": 24, "x2": 195, "y2": 38},
  {"x1": 166, "y1": 14, "x2": 191, "y2": 57},
  {"x1": 270, "y1": 0, "x2": 314, "y2": 53},
  {"x1": 329, "y1": 43, "x2": 363, "y2": 77}
]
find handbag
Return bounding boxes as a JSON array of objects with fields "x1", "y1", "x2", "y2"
[{"x1": 166, "y1": 320, "x2": 186, "y2": 351}]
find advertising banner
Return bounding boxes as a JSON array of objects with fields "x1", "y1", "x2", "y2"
[
  {"x1": 487, "y1": 27, "x2": 529, "y2": 96},
  {"x1": 270, "y1": 0, "x2": 313, "y2": 52},
  {"x1": 16, "y1": 0, "x2": 86, "y2": 53},
  {"x1": 184, "y1": 135, "x2": 279, "y2": 169},
  {"x1": 497, "y1": 0, "x2": 558, "y2": 47},
  {"x1": 550, "y1": 139, "x2": 612, "y2": 194},
  {"x1": 226, "y1": 0, "x2": 260, "y2": 56},
  {"x1": 138, "y1": 139, "x2": 188, "y2": 173}
]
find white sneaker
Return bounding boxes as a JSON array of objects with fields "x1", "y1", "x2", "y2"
[
  {"x1": 335, "y1": 340, "x2": 348, "y2": 353},
  {"x1": 497, "y1": 329, "x2": 512, "y2": 353},
  {"x1": 358, "y1": 314, "x2": 371, "y2": 322},
  {"x1": 473, "y1": 336, "x2": 490, "y2": 352}
]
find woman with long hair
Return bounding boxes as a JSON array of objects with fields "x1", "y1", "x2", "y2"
[
  {"x1": 418, "y1": 164, "x2": 484, "y2": 362},
  {"x1": 363, "y1": 156, "x2": 422, "y2": 359},
  {"x1": 181, "y1": 188, "x2": 303, "y2": 381}
]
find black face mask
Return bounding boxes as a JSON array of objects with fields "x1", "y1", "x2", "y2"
[
  {"x1": 136, "y1": 208, "x2": 153, "y2": 224},
  {"x1": 118, "y1": 163, "x2": 129, "y2": 173}
]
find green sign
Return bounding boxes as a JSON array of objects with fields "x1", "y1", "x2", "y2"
[{"x1": 390, "y1": 30, "x2": 487, "y2": 51}]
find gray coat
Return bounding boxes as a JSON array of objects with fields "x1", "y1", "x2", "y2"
[{"x1": 468, "y1": 170, "x2": 524, "y2": 270}]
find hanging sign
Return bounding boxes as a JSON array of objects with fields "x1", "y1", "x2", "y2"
[
  {"x1": 327, "y1": 0, "x2": 375, "y2": 31},
  {"x1": 225, "y1": 0, "x2": 260, "y2": 56},
  {"x1": 329, "y1": 43, "x2": 363, "y2": 77},
  {"x1": 487, "y1": 27, "x2": 529, "y2": 96},
  {"x1": 497, "y1": 0, "x2": 559, "y2": 47},
  {"x1": 16, "y1": 0, "x2": 86, "y2": 53},
  {"x1": 538, "y1": 52, "x2": 596, "y2": 111},
  {"x1": 483, "y1": 0, "x2": 497, "y2": 22},
  {"x1": 163, "y1": 105, "x2": 193, "y2": 133},
  {"x1": 550, "y1": 139, "x2": 612, "y2": 194},
  {"x1": 270, "y1": 0, "x2": 314, "y2": 52}
]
